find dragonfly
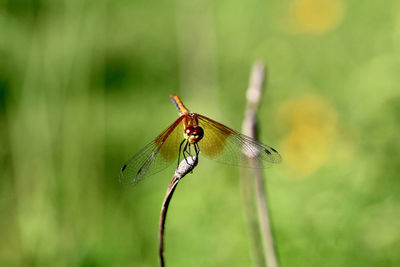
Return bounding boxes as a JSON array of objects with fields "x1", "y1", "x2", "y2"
[{"x1": 120, "y1": 94, "x2": 281, "y2": 185}]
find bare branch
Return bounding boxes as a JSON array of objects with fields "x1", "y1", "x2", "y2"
[
  {"x1": 158, "y1": 156, "x2": 198, "y2": 267},
  {"x1": 242, "y1": 62, "x2": 279, "y2": 267}
]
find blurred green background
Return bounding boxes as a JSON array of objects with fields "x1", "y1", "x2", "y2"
[{"x1": 1, "y1": 0, "x2": 400, "y2": 266}]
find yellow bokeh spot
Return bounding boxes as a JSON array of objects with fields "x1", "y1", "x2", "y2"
[
  {"x1": 288, "y1": 0, "x2": 345, "y2": 34},
  {"x1": 278, "y1": 95, "x2": 338, "y2": 177},
  {"x1": 282, "y1": 125, "x2": 330, "y2": 176}
]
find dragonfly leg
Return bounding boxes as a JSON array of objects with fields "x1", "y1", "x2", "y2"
[
  {"x1": 188, "y1": 143, "x2": 200, "y2": 173},
  {"x1": 182, "y1": 142, "x2": 199, "y2": 167},
  {"x1": 194, "y1": 143, "x2": 200, "y2": 157},
  {"x1": 183, "y1": 141, "x2": 190, "y2": 164},
  {"x1": 177, "y1": 139, "x2": 186, "y2": 168},
  {"x1": 188, "y1": 143, "x2": 192, "y2": 156}
]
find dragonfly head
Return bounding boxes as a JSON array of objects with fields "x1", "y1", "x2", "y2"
[{"x1": 184, "y1": 126, "x2": 204, "y2": 144}]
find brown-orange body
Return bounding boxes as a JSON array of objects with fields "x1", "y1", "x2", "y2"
[{"x1": 170, "y1": 94, "x2": 203, "y2": 144}]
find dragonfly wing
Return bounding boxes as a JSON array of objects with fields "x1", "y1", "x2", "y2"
[
  {"x1": 120, "y1": 116, "x2": 184, "y2": 185},
  {"x1": 197, "y1": 114, "x2": 281, "y2": 167}
]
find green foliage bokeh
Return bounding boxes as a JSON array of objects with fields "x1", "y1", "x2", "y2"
[{"x1": 1, "y1": 0, "x2": 399, "y2": 266}]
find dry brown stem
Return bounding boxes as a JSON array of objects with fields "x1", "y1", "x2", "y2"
[
  {"x1": 242, "y1": 62, "x2": 279, "y2": 267},
  {"x1": 158, "y1": 156, "x2": 198, "y2": 267}
]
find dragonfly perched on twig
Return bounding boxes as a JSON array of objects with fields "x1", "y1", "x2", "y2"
[{"x1": 120, "y1": 95, "x2": 281, "y2": 185}]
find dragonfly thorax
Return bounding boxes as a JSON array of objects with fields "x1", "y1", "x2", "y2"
[{"x1": 184, "y1": 126, "x2": 204, "y2": 144}]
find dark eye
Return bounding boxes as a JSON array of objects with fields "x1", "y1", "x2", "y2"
[{"x1": 194, "y1": 126, "x2": 204, "y2": 138}]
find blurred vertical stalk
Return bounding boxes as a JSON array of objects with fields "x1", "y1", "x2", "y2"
[
  {"x1": 240, "y1": 168, "x2": 266, "y2": 267},
  {"x1": 7, "y1": 0, "x2": 108, "y2": 263},
  {"x1": 175, "y1": 0, "x2": 221, "y2": 115},
  {"x1": 241, "y1": 62, "x2": 279, "y2": 267}
]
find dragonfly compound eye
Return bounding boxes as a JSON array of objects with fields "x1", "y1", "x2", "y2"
[{"x1": 185, "y1": 126, "x2": 204, "y2": 144}]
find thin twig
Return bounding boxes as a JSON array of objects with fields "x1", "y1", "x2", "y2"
[
  {"x1": 242, "y1": 62, "x2": 279, "y2": 267},
  {"x1": 240, "y1": 168, "x2": 265, "y2": 267},
  {"x1": 158, "y1": 156, "x2": 198, "y2": 267}
]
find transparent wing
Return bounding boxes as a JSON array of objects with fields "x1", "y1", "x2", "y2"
[
  {"x1": 119, "y1": 116, "x2": 184, "y2": 185},
  {"x1": 197, "y1": 114, "x2": 281, "y2": 167}
]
